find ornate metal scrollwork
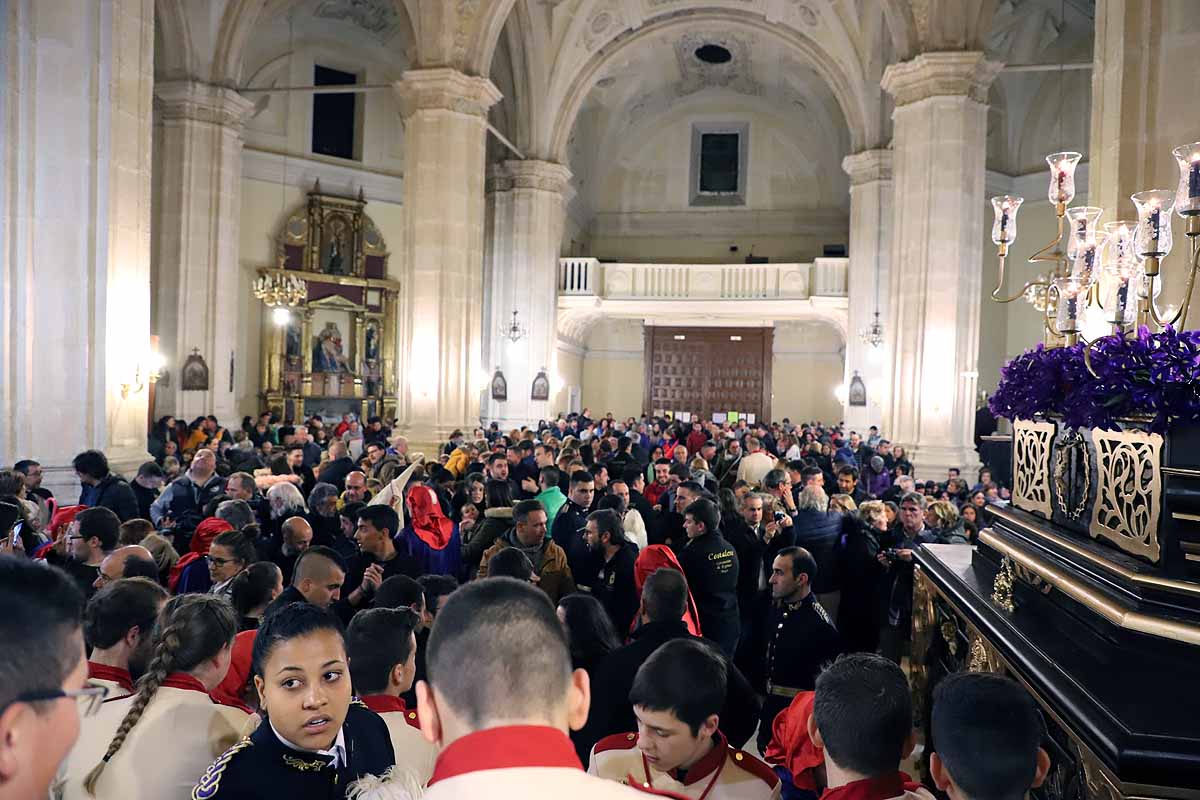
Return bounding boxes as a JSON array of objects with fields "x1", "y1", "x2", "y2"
[
  {"x1": 1053, "y1": 429, "x2": 1091, "y2": 521},
  {"x1": 910, "y1": 566, "x2": 936, "y2": 723},
  {"x1": 992, "y1": 556, "x2": 1016, "y2": 613},
  {"x1": 1090, "y1": 428, "x2": 1163, "y2": 563},
  {"x1": 1013, "y1": 419, "x2": 1057, "y2": 518},
  {"x1": 966, "y1": 628, "x2": 1005, "y2": 674}
]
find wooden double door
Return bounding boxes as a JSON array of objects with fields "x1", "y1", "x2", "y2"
[{"x1": 643, "y1": 326, "x2": 773, "y2": 422}]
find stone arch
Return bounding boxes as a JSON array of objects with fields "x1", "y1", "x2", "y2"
[
  {"x1": 469, "y1": 0, "x2": 519, "y2": 78},
  {"x1": 211, "y1": 0, "x2": 414, "y2": 86},
  {"x1": 545, "y1": 9, "x2": 870, "y2": 165},
  {"x1": 154, "y1": 0, "x2": 195, "y2": 80}
]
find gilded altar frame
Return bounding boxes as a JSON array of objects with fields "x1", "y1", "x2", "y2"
[{"x1": 258, "y1": 185, "x2": 400, "y2": 422}]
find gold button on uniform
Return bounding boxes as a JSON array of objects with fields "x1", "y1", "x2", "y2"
[{"x1": 626, "y1": 733, "x2": 636, "y2": 741}]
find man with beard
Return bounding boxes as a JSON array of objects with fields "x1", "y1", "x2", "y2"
[
  {"x1": 81, "y1": 577, "x2": 168, "y2": 697},
  {"x1": 583, "y1": 509, "x2": 639, "y2": 634}
]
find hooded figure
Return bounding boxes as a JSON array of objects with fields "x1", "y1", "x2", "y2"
[
  {"x1": 400, "y1": 484, "x2": 462, "y2": 578},
  {"x1": 168, "y1": 516, "x2": 234, "y2": 592},
  {"x1": 631, "y1": 545, "x2": 702, "y2": 638}
]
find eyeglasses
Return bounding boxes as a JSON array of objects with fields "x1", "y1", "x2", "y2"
[
  {"x1": 208, "y1": 556, "x2": 240, "y2": 567},
  {"x1": 11, "y1": 685, "x2": 109, "y2": 717}
]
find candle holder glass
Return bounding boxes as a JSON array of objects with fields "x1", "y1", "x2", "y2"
[
  {"x1": 991, "y1": 196, "x2": 1023, "y2": 246},
  {"x1": 1172, "y1": 142, "x2": 1200, "y2": 217},
  {"x1": 1046, "y1": 152, "x2": 1083, "y2": 205},
  {"x1": 1065, "y1": 206, "x2": 1103, "y2": 260},
  {"x1": 1132, "y1": 190, "x2": 1176, "y2": 260}
]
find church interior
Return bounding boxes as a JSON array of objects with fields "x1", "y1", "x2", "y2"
[{"x1": 5, "y1": 0, "x2": 1200, "y2": 797}]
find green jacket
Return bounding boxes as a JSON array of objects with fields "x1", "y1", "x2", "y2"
[{"x1": 535, "y1": 486, "x2": 568, "y2": 528}]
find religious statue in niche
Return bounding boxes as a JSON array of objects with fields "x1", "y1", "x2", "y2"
[
  {"x1": 285, "y1": 320, "x2": 302, "y2": 366},
  {"x1": 364, "y1": 323, "x2": 379, "y2": 364},
  {"x1": 313, "y1": 322, "x2": 354, "y2": 373},
  {"x1": 531, "y1": 369, "x2": 550, "y2": 402},
  {"x1": 491, "y1": 369, "x2": 508, "y2": 401},
  {"x1": 321, "y1": 215, "x2": 352, "y2": 275},
  {"x1": 181, "y1": 349, "x2": 210, "y2": 391},
  {"x1": 849, "y1": 371, "x2": 867, "y2": 407}
]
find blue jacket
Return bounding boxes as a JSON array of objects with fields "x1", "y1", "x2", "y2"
[{"x1": 791, "y1": 509, "x2": 847, "y2": 594}]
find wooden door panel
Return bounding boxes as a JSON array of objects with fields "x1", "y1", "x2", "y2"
[{"x1": 642, "y1": 326, "x2": 772, "y2": 420}]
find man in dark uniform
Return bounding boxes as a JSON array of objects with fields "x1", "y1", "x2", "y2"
[
  {"x1": 584, "y1": 509, "x2": 639, "y2": 634},
  {"x1": 677, "y1": 497, "x2": 740, "y2": 658},
  {"x1": 745, "y1": 546, "x2": 841, "y2": 753},
  {"x1": 550, "y1": 470, "x2": 596, "y2": 589}
]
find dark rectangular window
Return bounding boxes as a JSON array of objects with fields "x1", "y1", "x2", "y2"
[
  {"x1": 698, "y1": 133, "x2": 740, "y2": 193},
  {"x1": 312, "y1": 65, "x2": 358, "y2": 160}
]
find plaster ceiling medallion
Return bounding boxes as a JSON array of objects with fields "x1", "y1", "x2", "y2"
[
  {"x1": 672, "y1": 32, "x2": 761, "y2": 98},
  {"x1": 583, "y1": 4, "x2": 624, "y2": 50},
  {"x1": 313, "y1": 0, "x2": 401, "y2": 39}
]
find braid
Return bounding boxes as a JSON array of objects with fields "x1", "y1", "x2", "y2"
[{"x1": 83, "y1": 615, "x2": 185, "y2": 796}]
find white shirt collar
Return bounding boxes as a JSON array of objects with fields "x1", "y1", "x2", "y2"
[{"x1": 270, "y1": 719, "x2": 348, "y2": 769}]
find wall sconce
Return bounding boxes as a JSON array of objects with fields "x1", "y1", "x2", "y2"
[{"x1": 121, "y1": 350, "x2": 166, "y2": 398}]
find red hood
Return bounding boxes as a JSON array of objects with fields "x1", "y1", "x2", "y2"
[
  {"x1": 406, "y1": 485, "x2": 454, "y2": 550},
  {"x1": 633, "y1": 545, "x2": 702, "y2": 637},
  {"x1": 191, "y1": 517, "x2": 234, "y2": 555}
]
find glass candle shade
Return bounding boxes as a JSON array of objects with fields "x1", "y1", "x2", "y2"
[
  {"x1": 1065, "y1": 206, "x2": 1103, "y2": 260},
  {"x1": 1054, "y1": 276, "x2": 1088, "y2": 333},
  {"x1": 991, "y1": 196, "x2": 1024, "y2": 246},
  {"x1": 1103, "y1": 265, "x2": 1138, "y2": 326},
  {"x1": 1102, "y1": 220, "x2": 1141, "y2": 272},
  {"x1": 1046, "y1": 152, "x2": 1083, "y2": 205},
  {"x1": 1132, "y1": 190, "x2": 1175, "y2": 258},
  {"x1": 1173, "y1": 142, "x2": 1200, "y2": 217},
  {"x1": 1070, "y1": 232, "x2": 1107, "y2": 283}
]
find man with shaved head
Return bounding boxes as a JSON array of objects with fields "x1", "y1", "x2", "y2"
[
  {"x1": 268, "y1": 515, "x2": 313, "y2": 584},
  {"x1": 92, "y1": 545, "x2": 157, "y2": 591},
  {"x1": 341, "y1": 470, "x2": 371, "y2": 506}
]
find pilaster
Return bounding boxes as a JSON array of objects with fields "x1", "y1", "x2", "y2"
[
  {"x1": 883, "y1": 51, "x2": 999, "y2": 479},
  {"x1": 483, "y1": 159, "x2": 573, "y2": 429},
  {"x1": 841, "y1": 149, "x2": 893, "y2": 434},
  {"x1": 392, "y1": 68, "x2": 502, "y2": 443},
  {"x1": 152, "y1": 79, "x2": 255, "y2": 424}
]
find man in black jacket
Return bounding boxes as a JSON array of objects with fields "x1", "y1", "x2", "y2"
[
  {"x1": 316, "y1": 439, "x2": 356, "y2": 491},
  {"x1": 586, "y1": 567, "x2": 759, "y2": 751},
  {"x1": 677, "y1": 497, "x2": 740, "y2": 657},
  {"x1": 550, "y1": 470, "x2": 596, "y2": 588},
  {"x1": 73, "y1": 450, "x2": 139, "y2": 522},
  {"x1": 583, "y1": 509, "x2": 639, "y2": 634},
  {"x1": 723, "y1": 492, "x2": 794, "y2": 669}
]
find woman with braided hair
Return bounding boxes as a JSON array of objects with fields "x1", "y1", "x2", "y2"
[{"x1": 57, "y1": 593, "x2": 248, "y2": 800}]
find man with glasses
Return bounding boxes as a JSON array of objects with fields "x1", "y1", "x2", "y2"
[
  {"x1": 0, "y1": 555, "x2": 104, "y2": 799},
  {"x1": 47, "y1": 507, "x2": 121, "y2": 600}
]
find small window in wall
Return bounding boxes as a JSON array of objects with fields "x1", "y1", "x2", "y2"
[
  {"x1": 312, "y1": 65, "x2": 359, "y2": 161},
  {"x1": 690, "y1": 123, "x2": 748, "y2": 206}
]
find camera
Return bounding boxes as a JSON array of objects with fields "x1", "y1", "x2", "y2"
[
  {"x1": 883, "y1": 548, "x2": 900, "y2": 559},
  {"x1": 773, "y1": 511, "x2": 788, "y2": 524}
]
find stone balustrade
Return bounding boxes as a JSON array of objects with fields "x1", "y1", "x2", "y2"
[{"x1": 557, "y1": 258, "x2": 849, "y2": 300}]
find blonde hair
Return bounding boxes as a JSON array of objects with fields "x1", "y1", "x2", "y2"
[
  {"x1": 928, "y1": 499, "x2": 960, "y2": 529},
  {"x1": 858, "y1": 500, "x2": 887, "y2": 528},
  {"x1": 829, "y1": 493, "x2": 857, "y2": 513},
  {"x1": 84, "y1": 594, "x2": 237, "y2": 796}
]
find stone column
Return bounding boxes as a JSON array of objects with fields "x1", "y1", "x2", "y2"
[
  {"x1": 841, "y1": 149, "x2": 893, "y2": 434},
  {"x1": 152, "y1": 80, "x2": 255, "y2": 424},
  {"x1": 483, "y1": 159, "x2": 572, "y2": 429},
  {"x1": 882, "y1": 52, "x2": 1001, "y2": 480},
  {"x1": 393, "y1": 69, "x2": 501, "y2": 447},
  {"x1": 0, "y1": 0, "x2": 155, "y2": 498}
]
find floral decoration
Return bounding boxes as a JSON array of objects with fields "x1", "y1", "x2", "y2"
[{"x1": 989, "y1": 326, "x2": 1200, "y2": 432}]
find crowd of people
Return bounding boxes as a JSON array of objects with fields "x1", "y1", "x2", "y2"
[{"x1": 0, "y1": 410, "x2": 1044, "y2": 800}]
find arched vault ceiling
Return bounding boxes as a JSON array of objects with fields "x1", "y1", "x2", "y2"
[{"x1": 529, "y1": 1, "x2": 880, "y2": 161}]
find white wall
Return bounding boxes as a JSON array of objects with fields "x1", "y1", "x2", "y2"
[
  {"x1": 771, "y1": 321, "x2": 845, "y2": 424},
  {"x1": 580, "y1": 319, "x2": 645, "y2": 417}
]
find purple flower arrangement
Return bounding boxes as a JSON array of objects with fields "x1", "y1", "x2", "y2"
[{"x1": 990, "y1": 327, "x2": 1200, "y2": 432}]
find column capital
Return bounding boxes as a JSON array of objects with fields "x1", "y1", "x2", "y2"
[
  {"x1": 153, "y1": 80, "x2": 255, "y2": 128},
  {"x1": 842, "y1": 149, "x2": 893, "y2": 186},
  {"x1": 497, "y1": 159, "x2": 573, "y2": 195},
  {"x1": 392, "y1": 68, "x2": 502, "y2": 120},
  {"x1": 881, "y1": 51, "x2": 1001, "y2": 107}
]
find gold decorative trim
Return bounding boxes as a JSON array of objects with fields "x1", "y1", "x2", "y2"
[
  {"x1": 991, "y1": 556, "x2": 1015, "y2": 613},
  {"x1": 910, "y1": 566, "x2": 936, "y2": 724},
  {"x1": 1173, "y1": 511, "x2": 1200, "y2": 523},
  {"x1": 979, "y1": 530, "x2": 1200, "y2": 646},
  {"x1": 1163, "y1": 466, "x2": 1200, "y2": 479},
  {"x1": 1012, "y1": 419, "x2": 1056, "y2": 518},
  {"x1": 1090, "y1": 427, "x2": 1163, "y2": 563},
  {"x1": 966, "y1": 629, "x2": 1004, "y2": 674},
  {"x1": 989, "y1": 505, "x2": 1200, "y2": 599}
]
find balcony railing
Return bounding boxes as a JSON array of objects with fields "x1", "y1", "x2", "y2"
[{"x1": 558, "y1": 258, "x2": 848, "y2": 301}]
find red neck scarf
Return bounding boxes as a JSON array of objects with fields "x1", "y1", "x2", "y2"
[
  {"x1": 428, "y1": 726, "x2": 582, "y2": 785},
  {"x1": 87, "y1": 662, "x2": 134, "y2": 692},
  {"x1": 406, "y1": 485, "x2": 454, "y2": 549},
  {"x1": 822, "y1": 772, "x2": 922, "y2": 800},
  {"x1": 160, "y1": 672, "x2": 210, "y2": 696}
]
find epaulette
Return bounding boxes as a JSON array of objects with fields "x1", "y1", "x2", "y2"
[
  {"x1": 192, "y1": 737, "x2": 253, "y2": 800},
  {"x1": 727, "y1": 747, "x2": 780, "y2": 787},
  {"x1": 350, "y1": 698, "x2": 370, "y2": 711},
  {"x1": 592, "y1": 732, "x2": 640, "y2": 755}
]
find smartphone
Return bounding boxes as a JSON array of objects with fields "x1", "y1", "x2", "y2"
[
  {"x1": 10, "y1": 521, "x2": 23, "y2": 547},
  {"x1": 0, "y1": 499, "x2": 21, "y2": 545}
]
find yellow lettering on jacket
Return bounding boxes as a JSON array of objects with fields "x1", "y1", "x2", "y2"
[{"x1": 707, "y1": 550, "x2": 735, "y2": 561}]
